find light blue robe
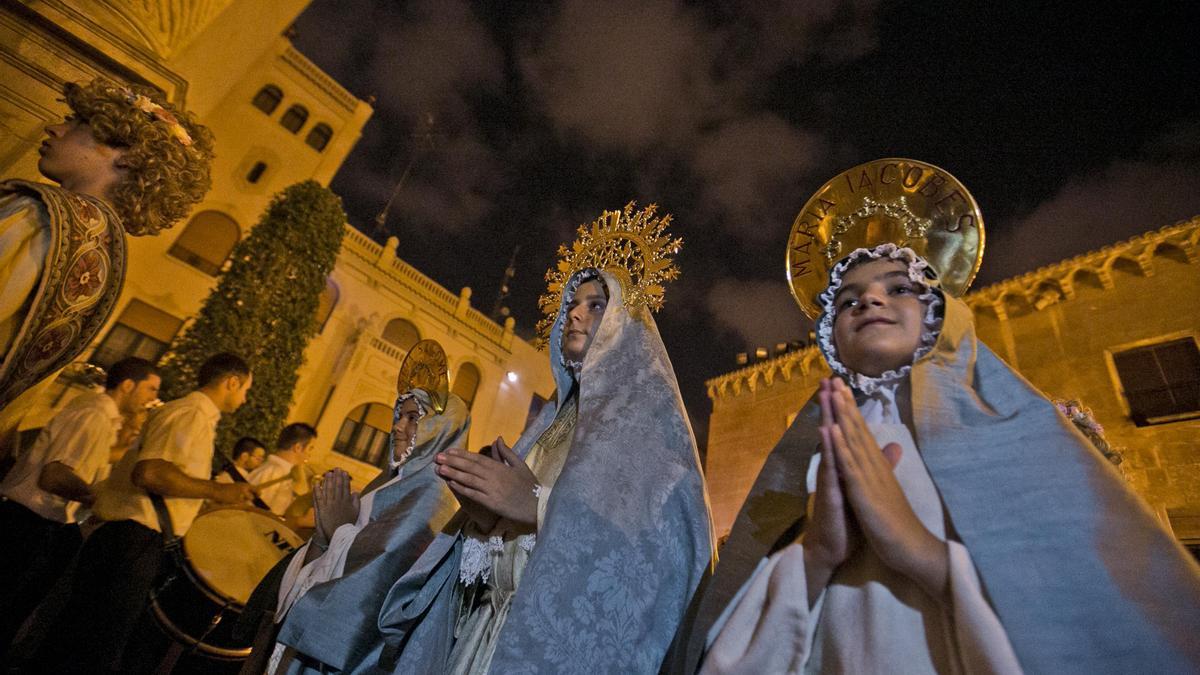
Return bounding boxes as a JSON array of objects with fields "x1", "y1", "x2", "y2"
[
  {"x1": 666, "y1": 294, "x2": 1200, "y2": 673},
  {"x1": 368, "y1": 269, "x2": 715, "y2": 674},
  {"x1": 273, "y1": 391, "x2": 468, "y2": 672}
]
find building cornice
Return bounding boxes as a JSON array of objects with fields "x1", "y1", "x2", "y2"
[
  {"x1": 964, "y1": 216, "x2": 1199, "y2": 319},
  {"x1": 706, "y1": 217, "x2": 1200, "y2": 401},
  {"x1": 339, "y1": 225, "x2": 517, "y2": 352},
  {"x1": 705, "y1": 344, "x2": 826, "y2": 401},
  {"x1": 280, "y1": 43, "x2": 365, "y2": 114}
]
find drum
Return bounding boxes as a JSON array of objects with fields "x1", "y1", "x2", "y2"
[{"x1": 150, "y1": 507, "x2": 304, "y2": 661}]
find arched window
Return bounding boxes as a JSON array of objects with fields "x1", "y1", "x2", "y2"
[
  {"x1": 89, "y1": 299, "x2": 183, "y2": 370},
  {"x1": 246, "y1": 161, "x2": 267, "y2": 184},
  {"x1": 452, "y1": 362, "x2": 481, "y2": 409},
  {"x1": 382, "y1": 319, "x2": 420, "y2": 351},
  {"x1": 252, "y1": 84, "x2": 283, "y2": 114},
  {"x1": 333, "y1": 402, "x2": 393, "y2": 467},
  {"x1": 305, "y1": 123, "x2": 333, "y2": 152},
  {"x1": 315, "y1": 279, "x2": 338, "y2": 331},
  {"x1": 280, "y1": 104, "x2": 308, "y2": 133},
  {"x1": 168, "y1": 210, "x2": 240, "y2": 276}
]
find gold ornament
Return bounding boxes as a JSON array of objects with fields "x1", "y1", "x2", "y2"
[
  {"x1": 536, "y1": 202, "x2": 682, "y2": 348},
  {"x1": 787, "y1": 158, "x2": 985, "y2": 319},
  {"x1": 396, "y1": 339, "x2": 450, "y2": 414}
]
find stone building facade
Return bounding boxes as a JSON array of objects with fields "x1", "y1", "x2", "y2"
[{"x1": 1, "y1": 1, "x2": 555, "y2": 486}]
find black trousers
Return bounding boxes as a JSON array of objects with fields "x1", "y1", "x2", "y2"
[
  {"x1": 29, "y1": 519, "x2": 165, "y2": 674},
  {"x1": 0, "y1": 499, "x2": 82, "y2": 652}
]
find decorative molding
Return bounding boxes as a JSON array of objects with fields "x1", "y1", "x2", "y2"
[
  {"x1": 280, "y1": 44, "x2": 361, "y2": 113},
  {"x1": 966, "y1": 217, "x2": 1199, "y2": 319},
  {"x1": 706, "y1": 217, "x2": 1200, "y2": 402},
  {"x1": 706, "y1": 345, "x2": 824, "y2": 400},
  {"x1": 91, "y1": 0, "x2": 233, "y2": 59},
  {"x1": 340, "y1": 224, "x2": 515, "y2": 353}
]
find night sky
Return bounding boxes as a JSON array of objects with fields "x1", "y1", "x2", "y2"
[{"x1": 292, "y1": 0, "x2": 1200, "y2": 448}]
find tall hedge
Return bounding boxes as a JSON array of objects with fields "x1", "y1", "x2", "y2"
[{"x1": 159, "y1": 180, "x2": 347, "y2": 453}]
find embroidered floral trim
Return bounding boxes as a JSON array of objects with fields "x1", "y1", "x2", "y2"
[
  {"x1": 460, "y1": 533, "x2": 505, "y2": 585},
  {"x1": 816, "y1": 244, "x2": 944, "y2": 394},
  {"x1": 518, "y1": 533, "x2": 536, "y2": 553}
]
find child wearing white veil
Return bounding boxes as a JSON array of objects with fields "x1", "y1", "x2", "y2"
[{"x1": 668, "y1": 161, "x2": 1200, "y2": 674}]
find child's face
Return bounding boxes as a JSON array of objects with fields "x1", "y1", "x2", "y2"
[
  {"x1": 832, "y1": 258, "x2": 926, "y2": 377},
  {"x1": 38, "y1": 118, "x2": 124, "y2": 191}
]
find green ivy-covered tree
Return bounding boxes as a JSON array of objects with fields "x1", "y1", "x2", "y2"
[{"x1": 159, "y1": 180, "x2": 347, "y2": 453}]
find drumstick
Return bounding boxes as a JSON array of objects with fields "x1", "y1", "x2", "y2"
[{"x1": 254, "y1": 473, "x2": 294, "y2": 489}]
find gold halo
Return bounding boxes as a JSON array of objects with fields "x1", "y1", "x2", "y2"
[
  {"x1": 786, "y1": 158, "x2": 985, "y2": 319},
  {"x1": 397, "y1": 339, "x2": 449, "y2": 414}
]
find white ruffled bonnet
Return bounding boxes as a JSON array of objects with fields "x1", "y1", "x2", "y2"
[{"x1": 816, "y1": 243, "x2": 944, "y2": 394}]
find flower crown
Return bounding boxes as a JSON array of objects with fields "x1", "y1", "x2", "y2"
[
  {"x1": 123, "y1": 90, "x2": 193, "y2": 146},
  {"x1": 535, "y1": 202, "x2": 682, "y2": 348}
]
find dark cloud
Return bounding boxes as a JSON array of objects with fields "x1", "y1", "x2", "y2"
[
  {"x1": 707, "y1": 278, "x2": 810, "y2": 350},
  {"x1": 692, "y1": 115, "x2": 825, "y2": 238},
  {"x1": 519, "y1": 0, "x2": 719, "y2": 153},
  {"x1": 292, "y1": 0, "x2": 1200, "y2": 450},
  {"x1": 982, "y1": 158, "x2": 1200, "y2": 284}
]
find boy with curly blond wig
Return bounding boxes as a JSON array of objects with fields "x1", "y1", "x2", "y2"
[{"x1": 0, "y1": 77, "x2": 213, "y2": 421}]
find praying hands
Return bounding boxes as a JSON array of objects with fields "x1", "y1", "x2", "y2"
[
  {"x1": 804, "y1": 378, "x2": 949, "y2": 605},
  {"x1": 313, "y1": 468, "x2": 360, "y2": 549},
  {"x1": 436, "y1": 437, "x2": 538, "y2": 529}
]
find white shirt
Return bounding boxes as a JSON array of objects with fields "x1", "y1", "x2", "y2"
[
  {"x1": 94, "y1": 391, "x2": 221, "y2": 536},
  {"x1": 0, "y1": 391, "x2": 121, "y2": 523},
  {"x1": 248, "y1": 454, "x2": 299, "y2": 516}
]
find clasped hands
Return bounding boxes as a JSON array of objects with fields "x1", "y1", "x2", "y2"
[
  {"x1": 313, "y1": 468, "x2": 360, "y2": 547},
  {"x1": 435, "y1": 437, "x2": 538, "y2": 532},
  {"x1": 803, "y1": 377, "x2": 949, "y2": 606}
]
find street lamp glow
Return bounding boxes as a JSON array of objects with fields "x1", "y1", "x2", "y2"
[{"x1": 506, "y1": 371, "x2": 518, "y2": 383}]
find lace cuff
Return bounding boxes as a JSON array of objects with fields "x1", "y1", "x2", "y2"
[{"x1": 459, "y1": 533, "x2": 504, "y2": 585}]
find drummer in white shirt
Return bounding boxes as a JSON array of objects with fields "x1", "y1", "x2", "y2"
[
  {"x1": 248, "y1": 423, "x2": 316, "y2": 517},
  {"x1": 33, "y1": 352, "x2": 257, "y2": 674},
  {"x1": 217, "y1": 436, "x2": 268, "y2": 484},
  {"x1": 0, "y1": 357, "x2": 160, "y2": 652}
]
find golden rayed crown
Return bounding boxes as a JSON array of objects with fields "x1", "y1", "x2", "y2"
[{"x1": 536, "y1": 202, "x2": 682, "y2": 348}]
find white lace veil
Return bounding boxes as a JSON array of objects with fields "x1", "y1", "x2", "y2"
[{"x1": 816, "y1": 243, "x2": 944, "y2": 394}]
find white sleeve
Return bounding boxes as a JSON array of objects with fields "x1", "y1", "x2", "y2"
[
  {"x1": 44, "y1": 408, "x2": 113, "y2": 483},
  {"x1": 701, "y1": 543, "x2": 819, "y2": 675},
  {"x1": 946, "y1": 541, "x2": 1024, "y2": 674},
  {"x1": 274, "y1": 521, "x2": 364, "y2": 622}
]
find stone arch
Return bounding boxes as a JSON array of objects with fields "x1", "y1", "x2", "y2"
[
  {"x1": 1151, "y1": 240, "x2": 1191, "y2": 265},
  {"x1": 1001, "y1": 290, "x2": 1034, "y2": 317},
  {"x1": 381, "y1": 318, "x2": 420, "y2": 351},
  {"x1": 168, "y1": 209, "x2": 240, "y2": 275},
  {"x1": 1070, "y1": 266, "x2": 1107, "y2": 291},
  {"x1": 315, "y1": 279, "x2": 339, "y2": 331},
  {"x1": 332, "y1": 400, "x2": 394, "y2": 468},
  {"x1": 1107, "y1": 254, "x2": 1146, "y2": 278},
  {"x1": 452, "y1": 360, "x2": 482, "y2": 409},
  {"x1": 1032, "y1": 279, "x2": 1066, "y2": 309}
]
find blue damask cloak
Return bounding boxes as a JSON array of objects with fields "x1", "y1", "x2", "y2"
[
  {"x1": 369, "y1": 269, "x2": 714, "y2": 674},
  {"x1": 665, "y1": 294, "x2": 1200, "y2": 673},
  {"x1": 273, "y1": 391, "x2": 469, "y2": 672}
]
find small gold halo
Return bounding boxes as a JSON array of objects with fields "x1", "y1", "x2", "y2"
[{"x1": 396, "y1": 339, "x2": 450, "y2": 414}]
